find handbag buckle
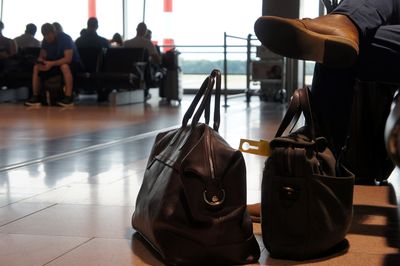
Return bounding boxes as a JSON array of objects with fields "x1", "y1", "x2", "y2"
[
  {"x1": 203, "y1": 189, "x2": 225, "y2": 208},
  {"x1": 280, "y1": 186, "x2": 298, "y2": 201}
]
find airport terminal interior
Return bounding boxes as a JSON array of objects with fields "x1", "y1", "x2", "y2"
[
  {"x1": 0, "y1": 91, "x2": 399, "y2": 266},
  {"x1": 0, "y1": 0, "x2": 400, "y2": 265}
]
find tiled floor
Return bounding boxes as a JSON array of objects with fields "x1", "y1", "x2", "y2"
[{"x1": 0, "y1": 90, "x2": 399, "y2": 265}]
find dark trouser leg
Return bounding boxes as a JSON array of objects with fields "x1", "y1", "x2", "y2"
[
  {"x1": 334, "y1": 0, "x2": 400, "y2": 38},
  {"x1": 357, "y1": 25, "x2": 400, "y2": 82},
  {"x1": 311, "y1": 24, "x2": 400, "y2": 156},
  {"x1": 311, "y1": 64, "x2": 356, "y2": 156}
]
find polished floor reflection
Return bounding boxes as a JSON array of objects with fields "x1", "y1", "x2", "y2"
[{"x1": 0, "y1": 91, "x2": 399, "y2": 265}]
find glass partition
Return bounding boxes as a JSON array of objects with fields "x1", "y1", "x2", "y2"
[
  {"x1": 300, "y1": 0, "x2": 320, "y2": 85},
  {"x1": 1, "y1": 0, "x2": 124, "y2": 42},
  {"x1": 1, "y1": 0, "x2": 262, "y2": 51},
  {"x1": 96, "y1": 0, "x2": 123, "y2": 41},
  {"x1": 0, "y1": 0, "x2": 308, "y2": 91},
  {"x1": 2, "y1": 0, "x2": 87, "y2": 40},
  {"x1": 300, "y1": 0, "x2": 320, "y2": 18}
]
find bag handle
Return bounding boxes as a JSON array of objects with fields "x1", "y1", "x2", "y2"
[
  {"x1": 182, "y1": 76, "x2": 211, "y2": 127},
  {"x1": 275, "y1": 89, "x2": 301, "y2": 137},
  {"x1": 203, "y1": 70, "x2": 222, "y2": 131},
  {"x1": 193, "y1": 69, "x2": 221, "y2": 131},
  {"x1": 275, "y1": 87, "x2": 316, "y2": 140},
  {"x1": 298, "y1": 87, "x2": 316, "y2": 139},
  {"x1": 182, "y1": 69, "x2": 222, "y2": 131}
]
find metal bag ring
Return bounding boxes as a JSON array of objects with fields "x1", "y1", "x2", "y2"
[{"x1": 203, "y1": 189, "x2": 225, "y2": 207}]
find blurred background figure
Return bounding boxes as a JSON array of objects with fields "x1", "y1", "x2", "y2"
[
  {"x1": 0, "y1": 21, "x2": 17, "y2": 60},
  {"x1": 75, "y1": 17, "x2": 109, "y2": 49},
  {"x1": 145, "y1": 29, "x2": 161, "y2": 55},
  {"x1": 110, "y1": 32, "x2": 123, "y2": 47},
  {"x1": 123, "y1": 22, "x2": 161, "y2": 64},
  {"x1": 14, "y1": 23, "x2": 40, "y2": 49},
  {"x1": 52, "y1": 22, "x2": 63, "y2": 33},
  {"x1": 0, "y1": 20, "x2": 17, "y2": 72}
]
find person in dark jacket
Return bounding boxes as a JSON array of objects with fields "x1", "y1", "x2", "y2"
[
  {"x1": 14, "y1": 23, "x2": 40, "y2": 49},
  {"x1": 75, "y1": 17, "x2": 110, "y2": 49}
]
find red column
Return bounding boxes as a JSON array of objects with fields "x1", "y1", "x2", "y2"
[
  {"x1": 163, "y1": 0, "x2": 175, "y2": 52},
  {"x1": 164, "y1": 0, "x2": 173, "y2": 12},
  {"x1": 88, "y1": 0, "x2": 96, "y2": 18}
]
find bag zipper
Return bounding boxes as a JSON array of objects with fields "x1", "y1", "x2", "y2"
[{"x1": 207, "y1": 130, "x2": 216, "y2": 179}]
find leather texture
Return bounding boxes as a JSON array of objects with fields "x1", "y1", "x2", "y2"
[
  {"x1": 132, "y1": 69, "x2": 260, "y2": 265},
  {"x1": 262, "y1": 87, "x2": 355, "y2": 260},
  {"x1": 300, "y1": 14, "x2": 359, "y2": 51},
  {"x1": 254, "y1": 15, "x2": 359, "y2": 68}
]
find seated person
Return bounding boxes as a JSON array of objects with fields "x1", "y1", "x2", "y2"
[
  {"x1": 75, "y1": 17, "x2": 110, "y2": 49},
  {"x1": 0, "y1": 20, "x2": 17, "y2": 72},
  {"x1": 110, "y1": 32, "x2": 123, "y2": 47},
  {"x1": 123, "y1": 22, "x2": 161, "y2": 64},
  {"x1": 14, "y1": 23, "x2": 40, "y2": 50},
  {"x1": 25, "y1": 23, "x2": 81, "y2": 107},
  {"x1": 144, "y1": 29, "x2": 164, "y2": 87},
  {"x1": 123, "y1": 23, "x2": 161, "y2": 97},
  {"x1": 248, "y1": 0, "x2": 400, "y2": 221}
]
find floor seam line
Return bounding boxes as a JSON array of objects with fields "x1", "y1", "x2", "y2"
[
  {"x1": 42, "y1": 236, "x2": 96, "y2": 266},
  {"x1": 0, "y1": 203, "x2": 58, "y2": 228},
  {"x1": 0, "y1": 125, "x2": 179, "y2": 173}
]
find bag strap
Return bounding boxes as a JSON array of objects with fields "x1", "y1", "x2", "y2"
[
  {"x1": 213, "y1": 70, "x2": 222, "y2": 131},
  {"x1": 275, "y1": 89, "x2": 301, "y2": 137},
  {"x1": 183, "y1": 69, "x2": 221, "y2": 131},
  {"x1": 182, "y1": 76, "x2": 211, "y2": 127},
  {"x1": 298, "y1": 87, "x2": 316, "y2": 140},
  {"x1": 202, "y1": 69, "x2": 221, "y2": 131},
  {"x1": 191, "y1": 76, "x2": 215, "y2": 126},
  {"x1": 275, "y1": 87, "x2": 316, "y2": 140}
]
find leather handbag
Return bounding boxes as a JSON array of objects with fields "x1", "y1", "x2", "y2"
[
  {"x1": 132, "y1": 69, "x2": 260, "y2": 265},
  {"x1": 262, "y1": 87, "x2": 355, "y2": 260}
]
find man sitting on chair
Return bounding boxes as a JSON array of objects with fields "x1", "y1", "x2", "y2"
[{"x1": 25, "y1": 23, "x2": 80, "y2": 107}]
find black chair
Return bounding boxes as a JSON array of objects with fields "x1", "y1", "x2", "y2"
[
  {"x1": 78, "y1": 47, "x2": 103, "y2": 73},
  {"x1": 93, "y1": 47, "x2": 148, "y2": 101},
  {"x1": 4, "y1": 47, "x2": 40, "y2": 89},
  {"x1": 75, "y1": 47, "x2": 104, "y2": 94}
]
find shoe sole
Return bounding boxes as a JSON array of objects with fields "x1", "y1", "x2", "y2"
[
  {"x1": 254, "y1": 16, "x2": 358, "y2": 68},
  {"x1": 24, "y1": 102, "x2": 41, "y2": 107},
  {"x1": 247, "y1": 203, "x2": 261, "y2": 223},
  {"x1": 57, "y1": 102, "x2": 74, "y2": 107},
  {"x1": 250, "y1": 215, "x2": 261, "y2": 223}
]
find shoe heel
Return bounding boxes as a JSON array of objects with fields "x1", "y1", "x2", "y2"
[{"x1": 323, "y1": 40, "x2": 357, "y2": 68}]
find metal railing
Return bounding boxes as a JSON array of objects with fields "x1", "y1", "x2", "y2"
[{"x1": 160, "y1": 32, "x2": 261, "y2": 107}]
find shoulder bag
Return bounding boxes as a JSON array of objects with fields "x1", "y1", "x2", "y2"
[{"x1": 262, "y1": 87, "x2": 355, "y2": 260}]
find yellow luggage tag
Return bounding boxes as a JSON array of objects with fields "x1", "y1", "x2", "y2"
[{"x1": 239, "y1": 139, "x2": 271, "y2": 157}]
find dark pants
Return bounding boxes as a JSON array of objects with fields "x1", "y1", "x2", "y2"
[
  {"x1": 38, "y1": 62, "x2": 82, "y2": 94},
  {"x1": 38, "y1": 62, "x2": 81, "y2": 79},
  {"x1": 311, "y1": 0, "x2": 400, "y2": 155}
]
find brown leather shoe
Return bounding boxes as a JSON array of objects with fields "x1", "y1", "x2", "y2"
[
  {"x1": 247, "y1": 203, "x2": 261, "y2": 223},
  {"x1": 254, "y1": 14, "x2": 359, "y2": 68}
]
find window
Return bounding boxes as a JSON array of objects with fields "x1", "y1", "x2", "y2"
[
  {"x1": 96, "y1": 0, "x2": 123, "y2": 41},
  {"x1": 2, "y1": 0, "x2": 87, "y2": 40}
]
